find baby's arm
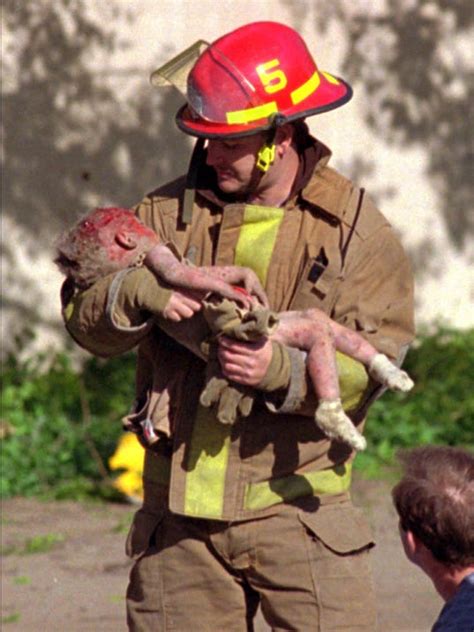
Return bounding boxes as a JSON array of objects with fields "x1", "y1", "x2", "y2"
[{"x1": 144, "y1": 244, "x2": 268, "y2": 309}]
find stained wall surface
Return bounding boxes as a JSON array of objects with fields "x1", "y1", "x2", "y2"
[{"x1": 2, "y1": 0, "x2": 473, "y2": 356}]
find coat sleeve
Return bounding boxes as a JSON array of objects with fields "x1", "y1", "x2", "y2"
[
  {"x1": 333, "y1": 223, "x2": 415, "y2": 363},
  {"x1": 62, "y1": 267, "x2": 173, "y2": 358},
  {"x1": 267, "y1": 219, "x2": 415, "y2": 417}
]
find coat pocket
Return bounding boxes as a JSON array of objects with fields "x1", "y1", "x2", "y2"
[
  {"x1": 298, "y1": 502, "x2": 377, "y2": 628},
  {"x1": 298, "y1": 502, "x2": 375, "y2": 554},
  {"x1": 126, "y1": 508, "x2": 165, "y2": 561},
  {"x1": 290, "y1": 244, "x2": 341, "y2": 311}
]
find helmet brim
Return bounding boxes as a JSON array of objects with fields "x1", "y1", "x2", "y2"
[{"x1": 176, "y1": 75, "x2": 353, "y2": 138}]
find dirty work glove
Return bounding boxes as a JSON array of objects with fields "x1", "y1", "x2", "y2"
[
  {"x1": 199, "y1": 297, "x2": 290, "y2": 424},
  {"x1": 200, "y1": 341, "x2": 292, "y2": 424},
  {"x1": 200, "y1": 297, "x2": 278, "y2": 424},
  {"x1": 202, "y1": 296, "x2": 278, "y2": 341},
  {"x1": 256, "y1": 341, "x2": 291, "y2": 392},
  {"x1": 199, "y1": 344, "x2": 254, "y2": 424}
]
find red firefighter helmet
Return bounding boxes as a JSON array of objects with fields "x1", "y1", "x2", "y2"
[{"x1": 175, "y1": 21, "x2": 352, "y2": 138}]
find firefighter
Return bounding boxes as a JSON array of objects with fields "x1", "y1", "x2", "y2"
[{"x1": 62, "y1": 21, "x2": 415, "y2": 630}]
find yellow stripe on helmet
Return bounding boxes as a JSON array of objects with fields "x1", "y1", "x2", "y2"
[
  {"x1": 226, "y1": 101, "x2": 278, "y2": 125},
  {"x1": 291, "y1": 71, "x2": 321, "y2": 105},
  {"x1": 321, "y1": 71, "x2": 341, "y2": 85},
  {"x1": 225, "y1": 70, "x2": 341, "y2": 125}
]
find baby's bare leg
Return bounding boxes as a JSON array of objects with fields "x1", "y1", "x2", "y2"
[
  {"x1": 274, "y1": 311, "x2": 366, "y2": 450},
  {"x1": 274, "y1": 311, "x2": 342, "y2": 399},
  {"x1": 326, "y1": 316, "x2": 413, "y2": 392}
]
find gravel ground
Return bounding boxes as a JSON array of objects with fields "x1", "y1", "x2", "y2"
[{"x1": 1, "y1": 478, "x2": 442, "y2": 631}]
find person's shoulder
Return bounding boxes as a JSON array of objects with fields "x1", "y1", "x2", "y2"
[
  {"x1": 303, "y1": 165, "x2": 391, "y2": 240},
  {"x1": 133, "y1": 175, "x2": 187, "y2": 232},
  {"x1": 432, "y1": 573, "x2": 474, "y2": 632},
  {"x1": 145, "y1": 174, "x2": 187, "y2": 203}
]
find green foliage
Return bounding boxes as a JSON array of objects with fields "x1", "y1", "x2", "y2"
[
  {"x1": 1, "y1": 350, "x2": 135, "y2": 498},
  {"x1": 1, "y1": 533, "x2": 65, "y2": 556},
  {"x1": 1, "y1": 328, "x2": 473, "y2": 497},
  {"x1": 22, "y1": 533, "x2": 65, "y2": 555},
  {"x1": 1, "y1": 612, "x2": 21, "y2": 625},
  {"x1": 355, "y1": 327, "x2": 474, "y2": 477}
]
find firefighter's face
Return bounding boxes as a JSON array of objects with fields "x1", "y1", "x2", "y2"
[{"x1": 205, "y1": 134, "x2": 266, "y2": 197}]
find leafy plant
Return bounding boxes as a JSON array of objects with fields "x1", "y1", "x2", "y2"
[
  {"x1": 1, "y1": 350, "x2": 136, "y2": 498},
  {"x1": 1, "y1": 613, "x2": 21, "y2": 625},
  {"x1": 23, "y1": 533, "x2": 65, "y2": 555},
  {"x1": 1, "y1": 533, "x2": 65, "y2": 556},
  {"x1": 355, "y1": 327, "x2": 474, "y2": 476}
]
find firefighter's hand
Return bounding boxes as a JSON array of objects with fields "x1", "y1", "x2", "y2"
[
  {"x1": 218, "y1": 337, "x2": 291, "y2": 392},
  {"x1": 217, "y1": 336, "x2": 291, "y2": 392},
  {"x1": 217, "y1": 336, "x2": 273, "y2": 386}
]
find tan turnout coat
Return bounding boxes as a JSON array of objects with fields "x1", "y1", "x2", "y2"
[{"x1": 63, "y1": 137, "x2": 414, "y2": 555}]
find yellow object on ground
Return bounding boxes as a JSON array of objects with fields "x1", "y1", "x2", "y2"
[{"x1": 109, "y1": 433, "x2": 144, "y2": 502}]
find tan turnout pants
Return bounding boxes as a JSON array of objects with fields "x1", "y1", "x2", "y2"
[{"x1": 126, "y1": 498, "x2": 376, "y2": 631}]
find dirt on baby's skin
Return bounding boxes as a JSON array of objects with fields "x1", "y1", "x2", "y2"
[{"x1": 1, "y1": 478, "x2": 442, "y2": 631}]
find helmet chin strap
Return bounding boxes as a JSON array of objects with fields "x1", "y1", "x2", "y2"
[
  {"x1": 182, "y1": 115, "x2": 287, "y2": 223},
  {"x1": 256, "y1": 113, "x2": 287, "y2": 173},
  {"x1": 182, "y1": 137, "x2": 206, "y2": 224}
]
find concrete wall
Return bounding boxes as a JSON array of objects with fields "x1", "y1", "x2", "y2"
[{"x1": 2, "y1": 0, "x2": 473, "y2": 358}]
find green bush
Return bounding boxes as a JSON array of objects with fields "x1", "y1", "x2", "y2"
[
  {"x1": 1, "y1": 350, "x2": 135, "y2": 499},
  {"x1": 1, "y1": 327, "x2": 473, "y2": 497},
  {"x1": 355, "y1": 327, "x2": 474, "y2": 476}
]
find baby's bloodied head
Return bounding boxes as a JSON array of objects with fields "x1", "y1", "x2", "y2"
[{"x1": 55, "y1": 207, "x2": 159, "y2": 288}]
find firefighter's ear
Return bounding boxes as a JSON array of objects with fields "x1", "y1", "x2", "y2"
[
  {"x1": 115, "y1": 230, "x2": 137, "y2": 250},
  {"x1": 275, "y1": 123, "x2": 294, "y2": 157}
]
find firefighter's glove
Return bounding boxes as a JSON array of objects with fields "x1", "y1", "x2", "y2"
[
  {"x1": 199, "y1": 345, "x2": 254, "y2": 424},
  {"x1": 256, "y1": 341, "x2": 292, "y2": 392},
  {"x1": 200, "y1": 297, "x2": 288, "y2": 423},
  {"x1": 202, "y1": 296, "x2": 278, "y2": 341}
]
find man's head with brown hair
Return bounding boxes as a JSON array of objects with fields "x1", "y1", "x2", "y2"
[{"x1": 392, "y1": 445, "x2": 474, "y2": 569}]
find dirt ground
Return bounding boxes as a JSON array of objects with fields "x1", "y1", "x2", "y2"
[{"x1": 1, "y1": 478, "x2": 442, "y2": 631}]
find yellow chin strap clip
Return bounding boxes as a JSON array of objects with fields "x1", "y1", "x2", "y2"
[
  {"x1": 255, "y1": 113, "x2": 286, "y2": 173},
  {"x1": 256, "y1": 142, "x2": 276, "y2": 172}
]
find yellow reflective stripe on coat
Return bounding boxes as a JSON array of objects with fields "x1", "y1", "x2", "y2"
[
  {"x1": 183, "y1": 205, "x2": 284, "y2": 518},
  {"x1": 234, "y1": 205, "x2": 284, "y2": 286},
  {"x1": 184, "y1": 405, "x2": 232, "y2": 518},
  {"x1": 337, "y1": 352, "x2": 369, "y2": 411},
  {"x1": 244, "y1": 463, "x2": 352, "y2": 512}
]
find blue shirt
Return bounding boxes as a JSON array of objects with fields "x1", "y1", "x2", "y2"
[{"x1": 432, "y1": 572, "x2": 474, "y2": 632}]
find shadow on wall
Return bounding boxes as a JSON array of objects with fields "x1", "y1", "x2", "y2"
[
  {"x1": 2, "y1": 1, "x2": 192, "y2": 354},
  {"x1": 5, "y1": 1, "x2": 472, "y2": 250},
  {"x1": 285, "y1": 0, "x2": 473, "y2": 251},
  {"x1": 2, "y1": 0, "x2": 190, "y2": 245}
]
